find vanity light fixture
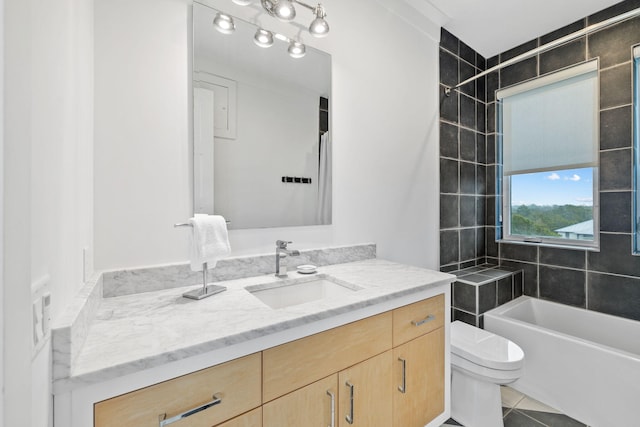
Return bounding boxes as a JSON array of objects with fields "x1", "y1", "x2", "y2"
[
  {"x1": 273, "y1": 0, "x2": 296, "y2": 20},
  {"x1": 274, "y1": 32, "x2": 289, "y2": 42},
  {"x1": 213, "y1": 12, "x2": 236, "y2": 34},
  {"x1": 287, "y1": 40, "x2": 306, "y2": 58},
  {"x1": 213, "y1": 7, "x2": 307, "y2": 59},
  {"x1": 258, "y1": 0, "x2": 329, "y2": 38},
  {"x1": 308, "y1": 4, "x2": 329, "y2": 37},
  {"x1": 254, "y1": 28, "x2": 275, "y2": 48}
]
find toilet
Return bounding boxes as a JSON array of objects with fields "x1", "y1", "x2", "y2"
[{"x1": 450, "y1": 320, "x2": 525, "y2": 427}]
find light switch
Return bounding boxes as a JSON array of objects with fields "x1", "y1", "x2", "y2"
[
  {"x1": 31, "y1": 274, "x2": 51, "y2": 357},
  {"x1": 32, "y1": 296, "x2": 44, "y2": 347}
]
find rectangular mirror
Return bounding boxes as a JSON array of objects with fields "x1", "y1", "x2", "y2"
[{"x1": 193, "y1": 2, "x2": 332, "y2": 229}]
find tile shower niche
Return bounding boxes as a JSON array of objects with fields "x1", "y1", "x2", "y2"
[{"x1": 451, "y1": 265, "x2": 523, "y2": 327}]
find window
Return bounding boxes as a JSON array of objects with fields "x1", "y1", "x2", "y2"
[
  {"x1": 497, "y1": 60, "x2": 599, "y2": 248},
  {"x1": 634, "y1": 46, "x2": 640, "y2": 254}
]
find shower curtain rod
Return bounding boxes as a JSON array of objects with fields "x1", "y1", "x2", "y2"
[{"x1": 444, "y1": 6, "x2": 640, "y2": 97}]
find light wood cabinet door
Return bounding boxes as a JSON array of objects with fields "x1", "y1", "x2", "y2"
[
  {"x1": 263, "y1": 374, "x2": 337, "y2": 427},
  {"x1": 338, "y1": 351, "x2": 393, "y2": 427},
  {"x1": 94, "y1": 353, "x2": 261, "y2": 427},
  {"x1": 392, "y1": 327, "x2": 445, "y2": 427},
  {"x1": 263, "y1": 312, "x2": 392, "y2": 402},
  {"x1": 216, "y1": 408, "x2": 262, "y2": 427}
]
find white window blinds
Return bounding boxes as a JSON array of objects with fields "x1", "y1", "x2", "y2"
[{"x1": 498, "y1": 60, "x2": 599, "y2": 176}]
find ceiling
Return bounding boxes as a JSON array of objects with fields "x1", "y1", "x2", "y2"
[{"x1": 415, "y1": 0, "x2": 626, "y2": 58}]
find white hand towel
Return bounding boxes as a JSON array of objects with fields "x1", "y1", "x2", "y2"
[{"x1": 189, "y1": 214, "x2": 231, "y2": 271}]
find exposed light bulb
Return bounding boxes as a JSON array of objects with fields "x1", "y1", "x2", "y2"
[
  {"x1": 309, "y1": 18, "x2": 329, "y2": 37},
  {"x1": 288, "y1": 41, "x2": 306, "y2": 58},
  {"x1": 213, "y1": 13, "x2": 235, "y2": 34},
  {"x1": 254, "y1": 28, "x2": 274, "y2": 48},
  {"x1": 309, "y1": 5, "x2": 329, "y2": 37},
  {"x1": 274, "y1": 0, "x2": 296, "y2": 21}
]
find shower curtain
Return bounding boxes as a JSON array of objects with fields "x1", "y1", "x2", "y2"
[{"x1": 317, "y1": 131, "x2": 332, "y2": 224}]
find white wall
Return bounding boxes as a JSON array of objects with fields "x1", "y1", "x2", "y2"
[
  {"x1": 94, "y1": 0, "x2": 192, "y2": 268},
  {"x1": 3, "y1": 0, "x2": 94, "y2": 425},
  {"x1": 94, "y1": 0, "x2": 441, "y2": 270},
  {"x1": 4, "y1": 2, "x2": 32, "y2": 425}
]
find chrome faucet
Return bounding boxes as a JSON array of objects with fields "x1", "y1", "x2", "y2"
[{"x1": 275, "y1": 240, "x2": 300, "y2": 277}]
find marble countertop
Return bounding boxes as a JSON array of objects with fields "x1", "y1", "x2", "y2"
[{"x1": 55, "y1": 258, "x2": 454, "y2": 392}]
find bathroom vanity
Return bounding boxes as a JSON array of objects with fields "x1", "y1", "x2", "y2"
[{"x1": 52, "y1": 257, "x2": 453, "y2": 427}]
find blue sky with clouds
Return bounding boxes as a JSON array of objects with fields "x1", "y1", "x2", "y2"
[{"x1": 510, "y1": 167, "x2": 594, "y2": 206}]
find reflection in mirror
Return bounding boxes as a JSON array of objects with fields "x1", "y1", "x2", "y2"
[{"x1": 193, "y1": 2, "x2": 332, "y2": 229}]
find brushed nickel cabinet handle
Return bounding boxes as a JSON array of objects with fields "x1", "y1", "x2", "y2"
[
  {"x1": 345, "y1": 381, "x2": 354, "y2": 424},
  {"x1": 326, "y1": 390, "x2": 335, "y2": 427},
  {"x1": 158, "y1": 394, "x2": 222, "y2": 426},
  {"x1": 412, "y1": 314, "x2": 435, "y2": 327},
  {"x1": 398, "y1": 357, "x2": 407, "y2": 393}
]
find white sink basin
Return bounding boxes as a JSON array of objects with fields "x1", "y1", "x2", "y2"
[{"x1": 246, "y1": 275, "x2": 362, "y2": 309}]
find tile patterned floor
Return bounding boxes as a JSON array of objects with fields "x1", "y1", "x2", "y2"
[{"x1": 441, "y1": 386, "x2": 588, "y2": 427}]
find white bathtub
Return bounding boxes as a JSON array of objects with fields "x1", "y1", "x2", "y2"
[{"x1": 484, "y1": 296, "x2": 640, "y2": 427}]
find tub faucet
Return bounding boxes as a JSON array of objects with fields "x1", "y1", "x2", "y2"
[{"x1": 275, "y1": 240, "x2": 300, "y2": 277}]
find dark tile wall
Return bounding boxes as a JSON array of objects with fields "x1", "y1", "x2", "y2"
[
  {"x1": 451, "y1": 265, "x2": 523, "y2": 328},
  {"x1": 481, "y1": 0, "x2": 640, "y2": 321},
  {"x1": 439, "y1": 29, "x2": 488, "y2": 272}
]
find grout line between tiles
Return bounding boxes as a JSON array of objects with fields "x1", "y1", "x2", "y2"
[{"x1": 511, "y1": 409, "x2": 550, "y2": 427}]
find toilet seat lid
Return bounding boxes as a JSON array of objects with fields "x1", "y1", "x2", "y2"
[{"x1": 451, "y1": 321, "x2": 524, "y2": 370}]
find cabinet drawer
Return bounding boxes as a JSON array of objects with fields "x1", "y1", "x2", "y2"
[
  {"x1": 94, "y1": 353, "x2": 261, "y2": 427},
  {"x1": 393, "y1": 294, "x2": 444, "y2": 346},
  {"x1": 263, "y1": 312, "x2": 392, "y2": 402}
]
